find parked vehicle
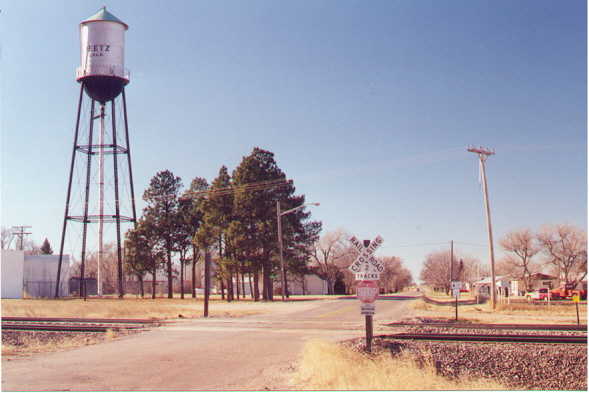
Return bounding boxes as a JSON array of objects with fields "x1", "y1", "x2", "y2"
[
  {"x1": 550, "y1": 284, "x2": 587, "y2": 300},
  {"x1": 526, "y1": 288, "x2": 550, "y2": 301}
]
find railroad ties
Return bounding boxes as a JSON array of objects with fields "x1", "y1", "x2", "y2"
[{"x1": 1, "y1": 317, "x2": 162, "y2": 333}]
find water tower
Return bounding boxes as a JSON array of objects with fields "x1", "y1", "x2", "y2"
[{"x1": 55, "y1": 7, "x2": 137, "y2": 298}]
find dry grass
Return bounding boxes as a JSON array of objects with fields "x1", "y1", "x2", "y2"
[
  {"x1": 410, "y1": 298, "x2": 587, "y2": 324},
  {"x1": 1, "y1": 298, "x2": 280, "y2": 320},
  {"x1": 293, "y1": 340, "x2": 506, "y2": 390}
]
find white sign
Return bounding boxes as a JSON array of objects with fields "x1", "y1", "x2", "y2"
[
  {"x1": 355, "y1": 272, "x2": 379, "y2": 281},
  {"x1": 451, "y1": 281, "x2": 461, "y2": 297},
  {"x1": 348, "y1": 235, "x2": 385, "y2": 276},
  {"x1": 360, "y1": 303, "x2": 375, "y2": 315}
]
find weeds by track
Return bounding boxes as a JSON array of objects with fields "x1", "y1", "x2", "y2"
[
  {"x1": 387, "y1": 321, "x2": 587, "y2": 331},
  {"x1": 1, "y1": 317, "x2": 162, "y2": 333}
]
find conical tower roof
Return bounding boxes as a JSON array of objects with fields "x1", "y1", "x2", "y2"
[{"x1": 81, "y1": 6, "x2": 128, "y2": 29}]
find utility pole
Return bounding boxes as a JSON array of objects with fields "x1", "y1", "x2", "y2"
[
  {"x1": 467, "y1": 146, "x2": 497, "y2": 309},
  {"x1": 450, "y1": 240, "x2": 454, "y2": 281},
  {"x1": 277, "y1": 201, "x2": 287, "y2": 302},
  {"x1": 11, "y1": 226, "x2": 32, "y2": 251}
]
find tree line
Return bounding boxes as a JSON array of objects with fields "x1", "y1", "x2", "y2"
[
  {"x1": 309, "y1": 229, "x2": 413, "y2": 295},
  {"x1": 124, "y1": 147, "x2": 321, "y2": 301},
  {"x1": 419, "y1": 224, "x2": 587, "y2": 293}
]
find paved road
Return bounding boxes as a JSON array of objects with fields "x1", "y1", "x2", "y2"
[{"x1": 2, "y1": 295, "x2": 417, "y2": 391}]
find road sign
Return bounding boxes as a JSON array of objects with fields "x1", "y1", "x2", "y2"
[
  {"x1": 348, "y1": 235, "x2": 385, "y2": 276},
  {"x1": 573, "y1": 294, "x2": 580, "y2": 303},
  {"x1": 355, "y1": 272, "x2": 379, "y2": 281},
  {"x1": 357, "y1": 281, "x2": 379, "y2": 303},
  {"x1": 360, "y1": 303, "x2": 375, "y2": 315},
  {"x1": 451, "y1": 281, "x2": 461, "y2": 297}
]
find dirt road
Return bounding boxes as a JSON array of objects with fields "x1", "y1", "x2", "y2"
[{"x1": 2, "y1": 296, "x2": 416, "y2": 391}]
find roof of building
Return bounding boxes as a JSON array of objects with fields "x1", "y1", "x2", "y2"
[
  {"x1": 529, "y1": 272, "x2": 558, "y2": 280},
  {"x1": 81, "y1": 7, "x2": 128, "y2": 29}
]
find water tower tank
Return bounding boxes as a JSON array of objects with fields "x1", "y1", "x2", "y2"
[{"x1": 76, "y1": 7, "x2": 129, "y2": 103}]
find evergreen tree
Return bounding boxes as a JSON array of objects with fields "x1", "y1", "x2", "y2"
[
  {"x1": 230, "y1": 147, "x2": 316, "y2": 301},
  {"x1": 40, "y1": 238, "x2": 53, "y2": 255},
  {"x1": 184, "y1": 177, "x2": 208, "y2": 298},
  {"x1": 143, "y1": 170, "x2": 183, "y2": 298}
]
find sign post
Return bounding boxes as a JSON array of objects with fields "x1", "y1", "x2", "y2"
[
  {"x1": 348, "y1": 235, "x2": 384, "y2": 353},
  {"x1": 573, "y1": 294, "x2": 580, "y2": 325},
  {"x1": 451, "y1": 281, "x2": 461, "y2": 321}
]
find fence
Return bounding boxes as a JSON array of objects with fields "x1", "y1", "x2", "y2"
[{"x1": 23, "y1": 281, "x2": 69, "y2": 298}]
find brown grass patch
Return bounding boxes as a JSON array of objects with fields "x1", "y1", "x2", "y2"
[
  {"x1": 1, "y1": 298, "x2": 271, "y2": 320},
  {"x1": 293, "y1": 340, "x2": 505, "y2": 390},
  {"x1": 410, "y1": 298, "x2": 587, "y2": 324}
]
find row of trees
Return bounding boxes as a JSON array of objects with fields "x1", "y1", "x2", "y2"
[
  {"x1": 310, "y1": 229, "x2": 413, "y2": 295},
  {"x1": 498, "y1": 224, "x2": 587, "y2": 291},
  {"x1": 124, "y1": 147, "x2": 322, "y2": 301},
  {"x1": 419, "y1": 224, "x2": 587, "y2": 293}
]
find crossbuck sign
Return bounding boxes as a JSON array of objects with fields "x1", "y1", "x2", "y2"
[{"x1": 348, "y1": 235, "x2": 385, "y2": 280}]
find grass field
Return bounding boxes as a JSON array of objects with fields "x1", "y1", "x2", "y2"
[
  {"x1": 293, "y1": 340, "x2": 505, "y2": 390},
  {"x1": 1, "y1": 295, "x2": 331, "y2": 320},
  {"x1": 411, "y1": 298, "x2": 587, "y2": 324}
]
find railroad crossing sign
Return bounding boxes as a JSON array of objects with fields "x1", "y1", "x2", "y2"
[{"x1": 348, "y1": 235, "x2": 385, "y2": 280}]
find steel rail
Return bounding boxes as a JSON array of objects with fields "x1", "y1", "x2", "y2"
[
  {"x1": 389, "y1": 333, "x2": 587, "y2": 344},
  {"x1": 1, "y1": 323, "x2": 146, "y2": 333},
  {"x1": 1, "y1": 317, "x2": 160, "y2": 324},
  {"x1": 386, "y1": 322, "x2": 587, "y2": 331}
]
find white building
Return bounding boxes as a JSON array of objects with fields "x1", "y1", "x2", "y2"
[
  {"x1": 1, "y1": 250, "x2": 70, "y2": 298},
  {"x1": 287, "y1": 274, "x2": 329, "y2": 295}
]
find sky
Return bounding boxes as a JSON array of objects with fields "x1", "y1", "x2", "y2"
[{"x1": 1, "y1": 0, "x2": 586, "y2": 282}]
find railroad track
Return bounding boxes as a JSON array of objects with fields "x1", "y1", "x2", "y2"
[
  {"x1": 2, "y1": 317, "x2": 162, "y2": 333},
  {"x1": 388, "y1": 332, "x2": 586, "y2": 344},
  {"x1": 387, "y1": 322, "x2": 587, "y2": 331}
]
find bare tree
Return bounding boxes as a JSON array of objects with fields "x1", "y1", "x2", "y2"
[
  {"x1": 419, "y1": 251, "x2": 452, "y2": 294},
  {"x1": 500, "y1": 229, "x2": 540, "y2": 291},
  {"x1": 420, "y1": 251, "x2": 480, "y2": 293},
  {"x1": 310, "y1": 229, "x2": 352, "y2": 294},
  {"x1": 1, "y1": 227, "x2": 13, "y2": 249},
  {"x1": 379, "y1": 256, "x2": 413, "y2": 293},
  {"x1": 537, "y1": 224, "x2": 587, "y2": 287}
]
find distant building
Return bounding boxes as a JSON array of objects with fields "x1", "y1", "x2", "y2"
[
  {"x1": 510, "y1": 273, "x2": 559, "y2": 296},
  {"x1": 1, "y1": 250, "x2": 70, "y2": 298},
  {"x1": 472, "y1": 276, "x2": 511, "y2": 297},
  {"x1": 287, "y1": 274, "x2": 329, "y2": 295}
]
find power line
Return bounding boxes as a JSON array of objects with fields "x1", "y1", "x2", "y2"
[
  {"x1": 179, "y1": 178, "x2": 291, "y2": 200},
  {"x1": 454, "y1": 241, "x2": 487, "y2": 248}
]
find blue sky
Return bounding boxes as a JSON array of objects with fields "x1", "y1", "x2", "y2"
[{"x1": 1, "y1": 0, "x2": 586, "y2": 281}]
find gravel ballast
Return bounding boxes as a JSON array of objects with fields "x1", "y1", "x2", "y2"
[{"x1": 344, "y1": 324, "x2": 587, "y2": 390}]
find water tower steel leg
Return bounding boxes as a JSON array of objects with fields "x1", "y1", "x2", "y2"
[
  {"x1": 55, "y1": 84, "x2": 85, "y2": 298},
  {"x1": 111, "y1": 98, "x2": 125, "y2": 298},
  {"x1": 121, "y1": 89, "x2": 137, "y2": 225},
  {"x1": 80, "y1": 99, "x2": 96, "y2": 300}
]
